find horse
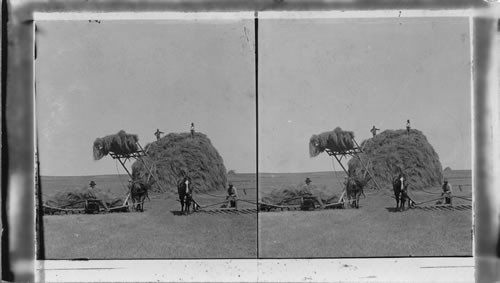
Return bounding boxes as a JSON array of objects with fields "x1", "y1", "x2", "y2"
[
  {"x1": 392, "y1": 174, "x2": 409, "y2": 211},
  {"x1": 128, "y1": 180, "x2": 151, "y2": 212},
  {"x1": 177, "y1": 177, "x2": 193, "y2": 215},
  {"x1": 345, "y1": 178, "x2": 365, "y2": 209},
  {"x1": 344, "y1": 171, "x2": 370, "y2": 209}
]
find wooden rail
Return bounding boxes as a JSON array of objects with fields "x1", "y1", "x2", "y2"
[
  {"x1": 411, "y1": 204, "x2": 472, "y2": 211},
  {"x1": 195, "y1": 208, "x2": 257, "y2": 215},
  {"x1": 42, "y1": 205, "x2": 85, "y2": 215}
]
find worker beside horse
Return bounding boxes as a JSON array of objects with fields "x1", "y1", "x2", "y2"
[{"x1": 224, "y1": 183, "x2": 238, "y2": 209}]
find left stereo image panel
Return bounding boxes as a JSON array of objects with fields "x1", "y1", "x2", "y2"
[{"x1": 35, "y1": 17, "x2": 258, "y2": 259}]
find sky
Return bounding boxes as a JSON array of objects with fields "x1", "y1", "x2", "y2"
[
  {"x1": 36, "y1": 16, "x2": 472, "y2": 176},
  {"x1": 258, "y1": 17, "x2": 471, "y2": 173},
  {"x1": 36, "y1": 19, "x2": 256, "y2": 176}
]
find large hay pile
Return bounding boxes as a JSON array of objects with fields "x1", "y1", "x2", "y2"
[
  {"x1": 131, "y1": 132, "x2": 227, "y2": 193},
  {"x1": 309, "y1": 127, "x2": 355, "y2": 157},
  {"x1": 261, "y1": 183, "x2": 339, "y2": 205},
  {"x1": 44, "y1": 187, "x2": 123, "y2": 208},
  {"x1": 348, "y1": 129, "x2": 443, "y2": 190},
  {"x1": 93, "y1": 130, "x2": 139, "y2": 160}
]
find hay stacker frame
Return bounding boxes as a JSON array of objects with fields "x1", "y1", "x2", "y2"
[
  {"x1": 258, "y1": 137, "x2": 380, "y2": 212},
  {"x1": 323, "y1": 137, "x2": 380, "y2": 208},
  {"x1": 43, "y1": 142, "x2": 167, "y2": 215},
  {"x1": 324, "y1": 138, "x2": 381, "y2": 190},
  {"x1": 108, "y1": 142, "x2": 166, "y2": 211}
]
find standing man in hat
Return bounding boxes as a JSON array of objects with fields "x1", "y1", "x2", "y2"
[
  {"x1": 226, "y1": 182, "x2": 238, "y2": 209},
  {"x1": 441, "y1": 179, "x2": 453, "y2": 205},
  {"x1": 370, "y1": 125, "x2": 380, "y2": 137},
  {"x1": 406, "y1": 120, "x2": 411, "y2": 136}
]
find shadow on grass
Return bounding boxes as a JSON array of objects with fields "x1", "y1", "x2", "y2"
[
  {"x1": 386, "y1": 207, "x2": 408, "y2": 213},
  {"x1": 170, "y1": 210, "x2": 195, "y2": 216}
]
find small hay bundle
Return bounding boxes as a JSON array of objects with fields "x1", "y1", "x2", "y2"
[
  {"x1": 131, "y1": 132, "x2": 227, "y2": 193},
  {"x1": 347, "y1": 129, "x2": 443, "y2": 191},
  {"x1": 309, "y1": 127, "x2": 355, "y2": 157},
  {"x1": 93, "y1": 130, "x2": 139, "y2": 160}
]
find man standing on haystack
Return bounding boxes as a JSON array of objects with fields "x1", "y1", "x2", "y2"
[
  {"x1": 406, "y1": 120, "x2": 411, "y2": 135},
  {"x1": 226, "y1": 182, "x2": 238, "y2": 209},
  {"x1": 441, "y1": 179, "x2": 453, "y2": 205},
  {"x1": 370, "y1": 125, "x2": 380, "y2": 137},
  {"x1": 190, "y1": 122, "x2": 195, "y2": 138},
  {"x1": 154, "y1": 129, "x2": 164, "y2": 141}
]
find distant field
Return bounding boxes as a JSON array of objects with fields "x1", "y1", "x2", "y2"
[
  {"x1": 40, "y1": 174, "x2": 257, "y2": 259},
  {"x1": 258, "y1": 170, "x2": 472, "y2": 195},
  {"x1": 258, "y1": 170, "x2": 473, "y2": 258}
]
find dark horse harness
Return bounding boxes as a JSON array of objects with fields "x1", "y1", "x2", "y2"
[
  {"x1": 129, "y1": 181, "x2": 150, "y2": 212},
  {"x1": 393, "y1": 175, "x2": 409, "y2": 211},
  {"x1": 178, "y1": 177, "x2": 193, "y2": 215},
  {"x1": 345, "y1": 178, "x2": 365, "y2": 209}
]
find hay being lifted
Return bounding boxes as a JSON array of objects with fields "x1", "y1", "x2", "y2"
[
  {"x1": 131, "y1": 132, "x2": 227, "y2": 193},
  {"x1": 261, "y1": 183, "x2": 339, "y2": 206},
  {"x1": 347, "y1": 129, "x2": 443, "y2": 190},
  {"x1": 93, "y1": 130, "x2": 139, "y2": 160},
  {"x1": 309, "y1": 127, "x2": 355, "y2": 157}
]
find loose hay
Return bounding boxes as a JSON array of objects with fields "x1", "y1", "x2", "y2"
[
  {"x1": 131, "y1": 132, "x2": 227, "y2": 193},
  {"x1": 93, "y1": 130, "x2": 139, "y2": 160},
  {"x1": 309, "y1": 127, "x2": 355, "y2": 157},
  {"x1": 44, "y1": 187, "x2": 123, "y2": 209},
  {"x1": 347, "y1": 129, "x2": 443, "y2": 191},
  {"x1": 261, "y1": 183, "x2": 339, "y2": 206}
]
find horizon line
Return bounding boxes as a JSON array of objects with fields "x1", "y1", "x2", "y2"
[{"x1": 39, "y1": 168, "x2": 471, "y2": 178}]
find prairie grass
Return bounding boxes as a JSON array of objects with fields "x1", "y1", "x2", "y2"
[
  {"x1": 258, "y1": 170, "x2": 472, "y2": 258},
  {"x1": 41, "y1": 174, "x2": 257, "y2": 259}
]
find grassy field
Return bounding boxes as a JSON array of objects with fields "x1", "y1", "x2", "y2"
[
  {"x1": 258, "y1": 170, "x2": 473, "y2": 258},
  {"x1": 40, "y1": 174, "x2": 257, "y2": 259},
  {"x1": 40, "y1": 170, "x2": 472, "y2": 259}
]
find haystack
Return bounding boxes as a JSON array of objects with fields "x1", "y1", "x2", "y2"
[
  {"x1": 347, "y1": 129, "x2": 443, "y2": 190},
  {"x1": 261, "y1": 183, "x2": 339, "y2": 205},
  {"x1": 93, "y1": 130, "x2": 139, "y2": 160},
  {"x1": 309, "y1": 127, "x2": 355, "y2": 157},
  {"x1": 131, "y1": 132, "x2": 227, "y2": 193}
]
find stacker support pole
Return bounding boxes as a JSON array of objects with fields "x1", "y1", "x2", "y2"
[
  {"x1": 136, "y1": 142, "x2": 166, "y2": 192},
  {"x1": 332, "y1": 154, "x2": 349, "y2": 176},
  {"x1": 138, "y1": 157, "x2": 166, "y2": 192},
  {"x1": 354, "y1": 154, "x2": 382, "y2": 191}
]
